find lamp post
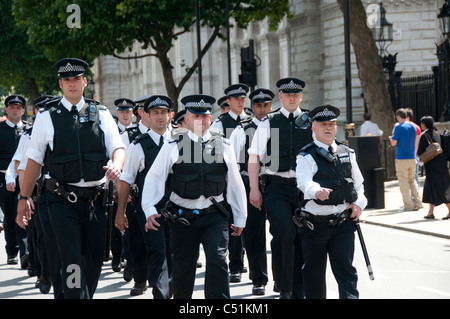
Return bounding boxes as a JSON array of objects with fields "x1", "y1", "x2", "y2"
[
  {"x1": 438, "y1": 0, "x2": 450, "y2": 121},
  {"x1": 372, "y1": 1, "x2": 401, "y2": 110}
]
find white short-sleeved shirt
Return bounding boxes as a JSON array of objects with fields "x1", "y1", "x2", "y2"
[
  {"x1": 140, "y1": 130, "x2": 247, "y2": 228},
  {"x1": 296, "y1": 139, "x2": 368, "y2": 215},
  {"x1": 26, "y1": 96, "x2": 126, "y2": 187}
]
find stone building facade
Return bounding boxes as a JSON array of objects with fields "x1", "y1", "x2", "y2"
[{"x1": 93, "y1": 0, "x2": 443, "y2": 139}]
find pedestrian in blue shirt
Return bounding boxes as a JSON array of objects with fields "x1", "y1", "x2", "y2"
[{"x1": 389, "y1": 108, "x2": 423, "y2": 211}]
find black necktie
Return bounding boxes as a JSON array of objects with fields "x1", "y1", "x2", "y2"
[
  {"x1": 71, "y1": 105, "x2": 78, "y2": 113},
  {"x1": 159, "y1": 135, "x2": 164, "y2": 147},
  {"x1": 236, "y1": 116, "x2": 241, "y2": 123},
  {"x1": 328, "y1": 145, "x2": 335, "y2": 155},
  {"x1": 289, "y1": 113, "x2": 294, "y2": 121}
]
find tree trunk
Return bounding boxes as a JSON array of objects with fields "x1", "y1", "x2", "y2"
[{"x1": 337, "y1": 0, "x2": 396, "y2": 178}]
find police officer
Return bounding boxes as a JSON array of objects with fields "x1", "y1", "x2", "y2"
[
  {"x1": 16, "y1": 58, "x2": 126, "y2": 299},
  {"x1": 296, "y1": 105, "x2": 367, "y2": 299},
  {"x1": 141, "y1": 94, "x2": 247, "y2": 299},
  {"x1": 248, "y1": 77, "x2": 312, "y2": 299},
  {"x1": 229, "y1": 88, "x2": 274, "y2": 295},
  {"x1": 15, "y1": 95, "x2": 56, "y2": 294},
  {"x1": 115, "y1": 95, "x2": 173, "y2": 298},
  {"x1": 211, "y1": 83, "x2": 251, "y2": 138},
  {"x1": 217, "y1": 96, "x2": 230, "y2": 115},
  {"x1": 211, "y1": 83, "x2": 251, "y2": 282},
  {"x1": 0, "y1": 94, "x2": 28, "y2": 266},
  {"x1": 115, "y1": 98, "x2": 139, "y2": 148},
  {"x1": 113, "y1": 94, "x2": 153, "y2": 295}
]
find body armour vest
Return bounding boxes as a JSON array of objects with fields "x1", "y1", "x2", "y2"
[
  {"x1": 0, "y1": 122, "x2": 24, "y2": 170},
  {"x1": 301, "y1": 142, "x2": 358, "y2": 206},
  {"x1": 219, "y1": 112, "x2": 250, "y2": 138},
  {"x1": 266, "y1": 111, "x2": 312, "y2": 172},
  {"x1": 134, "y1": 134, "x2": 162, "y2": 192},
  {"x1": 45, "y1": 101, "x2": 108, "y2": 183},
  {"x1": 239, "y1": 119, "x2": 257, "y2": 173},
  {"x1": 169, "y1": 132, "x2": 228, "y2": 200}
]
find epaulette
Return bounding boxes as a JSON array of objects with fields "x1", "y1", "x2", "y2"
[
  {"x1": 39, "y1": 97, "x2": 62, "y2": 112},
  {"x1": 132, "y1": 132, "x2": 150, "y2": 145},
  {"x1": 299, "y1": 142, "x2": 316, "y2": 155}
]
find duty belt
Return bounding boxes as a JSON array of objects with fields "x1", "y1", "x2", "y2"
[
  {"x1": 263, "y1": 174, "x2": 297, "y2": 186},
  {"x1": 161, "y1": 200, "x2": 217, "y2": 226},
  {"x1": 44, "y1": 178, "x2": 104, "y2": 203},
  {"x1": 293, "y1": 209, "x2": 351, "y2": 230}
]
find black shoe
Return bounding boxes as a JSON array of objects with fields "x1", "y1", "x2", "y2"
[
  {"x1": 130, "y1": 282, "x2": 147, "y2": 296},
  {"x1": 39, "y1": 277, "x2": 52, "y2": 294},
  {"x1": 252, "y1": 284, "x2": 266, "y2": 295},
  {"x1": 423, "y1": 214, "x2": 435, "y2": 219},
  {"x1": 279, "y1": 291, "x2": 292, "y2": 299},
  {"x1": 20, "y1": 254, "x2": 29, "y2": 269},
  {"x1": 7, "y1": 256, "x2": 18, "y2": 265},
  {"x1": 123, "y1": 266, "x2": 133, "y2": 282},
  {"x1": 27, "y1": 267, "x2": 37, "y2": 277},
  {"x1": 230, "y1": 272, "x2": 241, "y2": 283},
  {"x1": 111, "y1": 259, "x2": 122, "y2": 272}
]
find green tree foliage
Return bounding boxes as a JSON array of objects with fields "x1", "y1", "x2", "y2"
[
  {"x1": 12, "y1": 0, "x2": 291, "y2": 110},
  {"x1": 0, "y1": 0, "x2": 59, "y2": 102}
]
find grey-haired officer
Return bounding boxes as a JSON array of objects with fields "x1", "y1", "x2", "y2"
[
  {"x1": 247, "y1": 77, "x2": 312, "y2": 299},
  {"x1": 115, "y1": 95, "x2": 173, "y2": 298},
  {"x1": 16, "y1": 58, "x2": 126, "y2": 299},
  {"x1": 229, "y1": 88, "x2": 274, "y2": 295},
  {"x1": 141, "y1": 94, "x2": 247, "y2": 299},
  {"x1": 296, "y1": 105, "x2": 367, "y2": 299},
  {"x1": 0, "y1": 94, "x2": 28, "y2": 266},
  {"x1": 115, "y1": 98, "x2": 139, "y2": 148}
]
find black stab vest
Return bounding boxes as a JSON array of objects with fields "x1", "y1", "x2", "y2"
[
  {"x1": 169, "y1": 132, "x2": 228, "y2": 200},
  {"x1": 45, "y1": 101, "x2": 108, "y2": 183},
  {"x1": 265, "y1": 111, "x2": 312, "y2": 172},
  {"x1": 0, "y1": 122, "x2": 24, "y2": 170},
  {"x1": 239, "y1": 120, "x2": 258, "y2": 173},
  {"x1": 133, "y1": 134, "x2": 162, "y2": 192},
  {"x1": 219, "y1": 112, "x2": 250, "y2": 138},
  {"x1": 301, "y1": 142, "x2": 358, "y2": 206}
]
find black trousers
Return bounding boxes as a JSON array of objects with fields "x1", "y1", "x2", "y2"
[
  {"x1": 0, "y1": 174, "x2": 27, "y2": 259},
  {"x1": 122, "y1": 205, "x2": 147, "y2": 285},
  {"x1": 169, "y1": 211, "x2": 229, "y2": 299},
  {"x1": 137, "y1": 208, "x2": 170, "y2": 299},
  {"x1": 263, "y1": 182, "x2": 304, "y2": 297},
  {"x1": 38, "y1": 191, "x2": 64, "y2": 298},
  {"x1": 242, "y1": 176, "x2": 268, "y2": 286},
  {"x1": 299, "y1": 217, "x2": 358, "y2": 299},
  {"x1": 46, "y1": 190, "x2": 107, "y2": 299}
]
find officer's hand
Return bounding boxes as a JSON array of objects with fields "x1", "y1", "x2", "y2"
[
  {"x1": 115, "y1": 210, "x2": 128, "y2": 232},
  {"x1": 315, "y1": 188, "x2": 333, "y2": 201},
  {"x1": 347, "y1": 203, "x2": 362, "y2": 221},
  {"x1": 249, "y1": 188, "x2": 263, "y2": 210},
  {"x1": 6, "y1": 182, "x2": 15, "y2": 192},
  {"x1": 103, "y1": 165, "x2": 121, "y2": 183},
  {"x1": 145, "y1": 214, "x2": 161, "y2": 232},
  {"x1": 230, "y1": 224, "x2": 243, "y2": 237},
  {"x1": 16, "y1": 199, "x2": 32, "y2": 229}
]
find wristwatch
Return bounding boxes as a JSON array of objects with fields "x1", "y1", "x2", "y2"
[{"x1": 18, "y1": 194, "x2": 29, "y2": 201}]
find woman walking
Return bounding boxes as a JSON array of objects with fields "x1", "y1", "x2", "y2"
[{"x1": 417, "y1": 116, "x2": 450, "y2": 220}]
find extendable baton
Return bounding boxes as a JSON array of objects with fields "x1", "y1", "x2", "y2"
[{"x1": 355, "y1": 220, "x2": 374, "y2": 280}]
